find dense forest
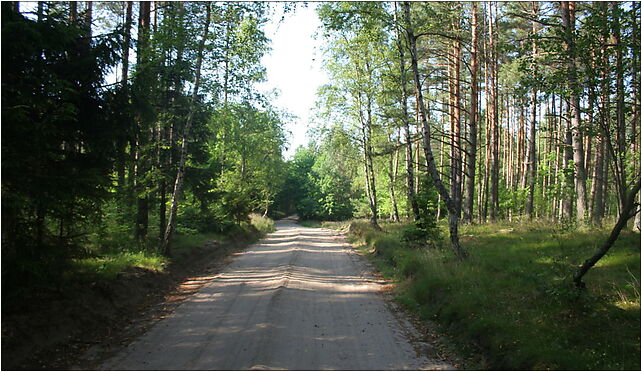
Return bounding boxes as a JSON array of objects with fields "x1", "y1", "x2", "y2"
[
  {"x1": 3, "y1": 1, "x2": 290, "y2": 286},
  {"x1": 290, "y1": 1, "x2": 640, "y2": 284},
  {"x1": 1, "y1": 1, "x2": 640, "y2": 370}
]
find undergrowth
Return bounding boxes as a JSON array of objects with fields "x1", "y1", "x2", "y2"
[
  {"x1": 337, "y1": 219, "x2": 640, "y2": 370},
  {"x1": 70, "y1": 252, "x2": 167, "y2": 280},
  {"x1": 69, "y1": 213, "x2": 275, "y2": 282}
]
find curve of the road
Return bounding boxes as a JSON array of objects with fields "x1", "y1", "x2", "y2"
[{"x1": 101, "y1": 219, "x2": 452, "y2": 370}]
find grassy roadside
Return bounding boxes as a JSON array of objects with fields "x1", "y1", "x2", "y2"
[
  {"x1": 321, "y1": 219, "x2": 640, "y2": 370},
  {"x1": 68, "y1": 213, "x2": 275, "y2": 282}
]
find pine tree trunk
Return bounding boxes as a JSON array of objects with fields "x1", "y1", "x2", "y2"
[
  {"x1": 449, "y1": 16, "x2": 463, "y2": 222},
  {"x1": 488, "y1": 2, "x2": 499, "y2": 222},
  {"x1": 135, "y1": 1, "x2": 151, "y2": 243},
  {"x1": 462, "y1": 1, "x2": 477, "y2": 224},
  {"x1": 525, "y1": 2, "x2": 539, "y2": 218},
  {"x1": 633, "y1": 3, "x2": 641, "y2": 230},
  {"x1": 162, "y1": 3, "x2": 211, "y2": 256},
  {"x1": 562, "y1": 101, "x2": 575, "y2": 220},
  {"x1": 590, "y1": 132, "x2": 605, "y2": 226}
]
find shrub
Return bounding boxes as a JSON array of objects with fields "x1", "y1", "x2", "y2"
[{"x1": 249, "y1": 213, "x2": 275, "y2": 234}]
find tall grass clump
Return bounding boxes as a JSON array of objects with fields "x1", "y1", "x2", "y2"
[
  {"x1": 249, "y1": 213, "x2": 276, "y2": 234},
  {"x1": 342, "y1": 219, "x2": 640, "y2": 370}
]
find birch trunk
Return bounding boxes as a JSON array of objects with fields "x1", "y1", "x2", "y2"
[
  {"x1": 404, "y1": 1, "x2": 467, "y2": 260},
  {"x1": 394, "y1": 2, "x2": 420, "y2": 221},
  {"x1": 162, "y1": 3, "x2": 211, "y2": 256}
]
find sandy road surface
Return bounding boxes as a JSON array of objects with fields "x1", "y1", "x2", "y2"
[{"x1": 102, "y1": 219, "x2": 451, "y2": 370}]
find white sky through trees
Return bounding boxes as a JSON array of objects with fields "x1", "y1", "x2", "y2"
[{"x1": 257, "y1": 3, "x2": 328, "y2": 159}]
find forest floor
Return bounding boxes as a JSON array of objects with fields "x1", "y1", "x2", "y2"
[{"x1": 1, "y1": 227, "x2": 264, "y2": 370}]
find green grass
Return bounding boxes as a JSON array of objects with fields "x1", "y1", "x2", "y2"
[
  {"x1": 297, "y1": 220, "x2": 323, "y2": 228},
  {"x1": 70, "y1": 214, "x2": 276, "y2": 281},
  {"x1": 340, "y1": 219, "x2": 641, "y2": 370},
  {"x1": 171, "y1": 231, "x2": 226, "y2": 259},
  {"x1": 70, "y1": 251, "x2": 168, "y2": 280},
  {"x1": 249, "y1": 213, "x2": 276, "y2": 234}
]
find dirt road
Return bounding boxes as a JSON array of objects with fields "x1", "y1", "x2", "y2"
[{"x1": 101, "y1": 219, "x2": 451, "y2": 370}]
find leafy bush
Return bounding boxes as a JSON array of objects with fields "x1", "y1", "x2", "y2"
[{"x1": 249, "y1": 213, "x2": 275, "y2": 234}]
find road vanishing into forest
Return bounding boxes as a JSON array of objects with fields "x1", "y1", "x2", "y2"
[{"x1": 101, "y1": 218, "x2": 452, "y2": 370}]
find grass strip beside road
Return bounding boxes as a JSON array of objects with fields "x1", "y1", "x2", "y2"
[
  {"x1": 69, "y1": 213, "x2": 276, "y2": 282},
  {"x1": 320, "y1": 219, "x2": 640, "y2": 370}
]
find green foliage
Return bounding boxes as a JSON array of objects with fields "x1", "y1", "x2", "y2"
[
  {"x1": 343, "y1": 219, "x2": 641, "y2": 370},
  {"x1": 1, "y1": 2, "x2": 290, "y2": 293},
  {"x1": 403, "y1": 177, "x2": 442, "y2": 247},
  {"x1": 275, "y1": 145, "x2": 355, "y2": 221},
  {"x1": 1, "y1": 5, "x2": 122, "y2": 284},
  {"x1": 249, "y1": 213, "x2": 276, "y2": 234}
]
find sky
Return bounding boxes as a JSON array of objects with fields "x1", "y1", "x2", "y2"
[{"x1": 256, "y1": 4, "x2": 329, "y2": 159}]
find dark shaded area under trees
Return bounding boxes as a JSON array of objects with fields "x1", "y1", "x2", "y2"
[{"x1": 2, "y1": 1, "x2": 288, "y2": 290}]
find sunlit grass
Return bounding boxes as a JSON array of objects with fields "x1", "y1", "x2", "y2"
[
  {"x1": 71, "y1": 214, "x2": 277, "y2": 281},
  {"x1": 339, "y1": 219, "x2": 641, "y2": 370},
  {"x1": 249, "y1": 213, "x2": 276, "y2": 234},
  {"x1": 297, "y1": 220, "x2": 323, "y2": 228},
  {"x1": 171, "y1": 231, "x2": 225, "y2": 259},
  {"x1": 71, "y1": 252, "x2": 167, "y2": 280}
]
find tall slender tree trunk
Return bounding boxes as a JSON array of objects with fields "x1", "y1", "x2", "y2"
[
  {"x1": 518, "y1": 104, "x2": 530, "y2": 189},
  {"x1": 525, "y1": 2, "x2": 539, "y2": 218},
  {"x1": 162, "y1": 2, "x2": 211, "y2": 256},
  {"x1": 365, "y1": 99, "x2": 379, "y2": 227},
  {"x1": 481, "y1": 4, "x2": 490, "y2": 223},
  {"x1": 394, "y1": 3, "x2": 420, "y2": 221},
  {"x1": 449, "y1": 12, "x2": 463, "y2": 221},
  {"x1": 37, "y1": 1, "x2": 44, "y2": 21},
  {"x1": 389, "y1": 141, "x2": 401, "y2": 222},
  {"x1": 632, "y1": 2, "x2": 641, "y2": 230},
  {"x1": 612, "y1": 2, "x2": 627, "y2": 213},
  {"x1": 488, "y1": 2, "x2": 499, "y2": 222},
  {"x1": 561, "y1": 1, "x2": 588, "y2": 223},
  {"x1": 356, "y1": 86, "x2": 379, "y2": 228},
  {"x1": 135, "y1": 1, "x2": 151, "y2": 243},
  {"x1": 415, "y1": 138, "x2": 420, "y2": 195},
  {"x1": 121, "y1": 2, "x2": 132, "y2": 84},
  {"x1": 437, "y1": 134, "x2": 445, "y2": 220},
  {"x1": 590, "y1": 132, "x2": 605, "y2": 226},
  {"x1": 117, "y1": 1, "x2": 133, "y2": 194},
  {"x1": 69, "y1": 2, "x2": 77, "y2": 22},
  {"x1": 562, "y1": 101, "x2": 575, "y2": 220},
  {"x1": 404, "y1": 1, "x2": 467, "y2": 260},
  {"x1": 85, "y1": 2, "x2": 92, "y2": 36}
]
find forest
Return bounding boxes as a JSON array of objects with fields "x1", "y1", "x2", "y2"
[{"x1": 1, "y1": 1, "x2": 640, "y2": 370}]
